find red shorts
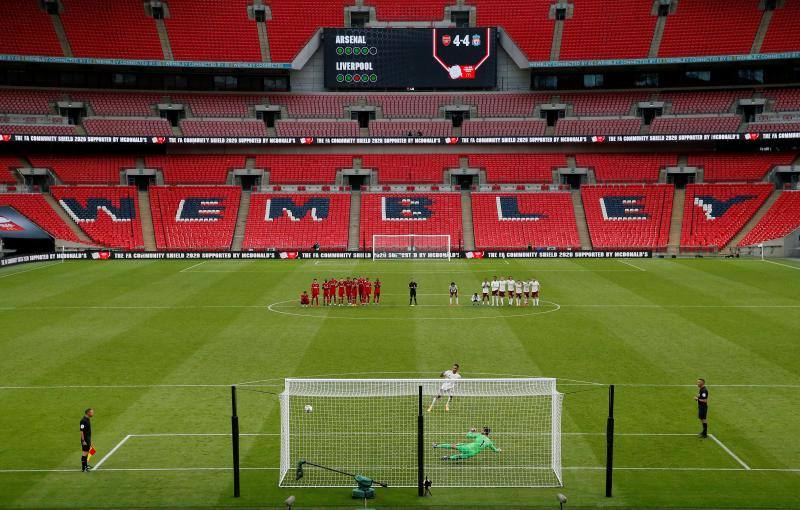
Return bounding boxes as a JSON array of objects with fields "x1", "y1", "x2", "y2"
[
  {"x1": 491, "y1": 290, "x2": 497, "y2": 296},
  {"x1": 499, "y1": 291, "x2": 505, "y2": 297},
  {"x1": 532, "y1": 291, "x2": 539, "y2": 298},
  {"x1": 338, "y1": 289, "x2": 345, "y2": 297}
]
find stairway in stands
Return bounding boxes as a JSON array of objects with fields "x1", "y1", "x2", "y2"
[
  {"x1": 724, "y1": 188, "x2": 782, "y2": 253},
  {"x1": 571, "y1": 190, "x2": 592, "y2": 250},
  {"x1": 138, "y1": 190, "x2": 157, "y2": 251},
  {"x1": 461, "y1": 190, "x2": 476, "y2": 251},
  {"x1": 667, "y1": 188, "x2": 685, "y2": 255},
  {"x1": 231, "y1": 189, "x2": 251, "y2": 251},
  {"x1": 347, "y1": 190, "x2": 361, "y2": 251},
  {"x1": 42, "y1": 193, "x2": 92, "y2": 244}
]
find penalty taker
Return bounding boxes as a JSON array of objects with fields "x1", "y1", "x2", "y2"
[{"x1": 433, "y1": 427, "x2": 502, "y2": 461}]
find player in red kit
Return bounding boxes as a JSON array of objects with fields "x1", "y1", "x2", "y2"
[
  {"x1": 322, "y1": 279, "x2": 329, "y2": 306},
  {"x1": 364, "y1": 278, "x2": 372, "y2": 305},
  {"x1": 373, "y1": 278, "x2": 381, "y2": 304},
  {"x1": 300, "y1": 291, "x2": 310, "y2": 307},
  {"x1": 311, "y1": 279, "x2": 320, "y2": 306},
  {"x1": 337, "y1": 278, "x2": 345, "y2": 305},
  {"x1": 357, "y1": 277, "x2": 365, "y2": 305}
]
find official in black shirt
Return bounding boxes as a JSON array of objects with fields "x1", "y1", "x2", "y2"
[
  {"x1": 80, "y1": 408, "x2": 94, "y2": 471},
  {"x1": 694, "y1": 379, "x2": 709, "y2": 438},
  {"x1": 409, "y1": 279, "x2": 418, "y2": 306}
]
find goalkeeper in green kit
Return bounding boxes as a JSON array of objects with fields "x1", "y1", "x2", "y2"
[{"x1": 433, "y1": 426, "x2": 502, "y2": 461}]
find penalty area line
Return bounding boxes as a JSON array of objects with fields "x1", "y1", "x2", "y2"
[
  {"x1": 617, "y1": 259, "x2": 646, "y2": 272},
  {"x1": 709, "y1": 434, "x2": 751, "y2": 470},
  {"x1": 0, "y1": 262, "x2": 63, "y2": 279},
  {"x1": 92, "y1": 434, "x2": 131, "y2": 471}
]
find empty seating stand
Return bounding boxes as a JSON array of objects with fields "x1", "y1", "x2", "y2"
[
  {"x1": 462, "y1": 120, "x2": 546, "y2": 137},
  {"x1": 659, "y1": 0, "x2": 762, "y2": 57},
  {"x1": 687, "y1": 153, "x2": 796, "y2": 182},
  {"x1": 82, "y1": 118, "x2": 173, "y2": 136},
  {"x1": 581, "y1": 184, "x2": 673, "y2": 250},
  {"x1": 748, "y1": 122, "x2": 800, "y2": 132},
  {"x1": 243, "y1": 193, "x2": 351, "y2": 251},
  {"x1": 269, "y1": 94, "x2": 356, "y2": 118},
  {"x1": 0, "y1": 156, "x2": 20, "y2": 184},
  {"x1": 472, "y1": 0, "x2": 553, "y2": 61},
  {"x1": 359, "y1": 192, "x2": 463, "y2": 250},
  {"x1": 370, "y1": 120, "x2": 452, "y2": 137},
  {"x1": 661, "y1": 91, "x2": 748, "y2": 114},
  {"x1": 0, "y1": 194, "x2": 81, "y2": 242},
  {"x1": 180, "y1": 120, "x2": 268, "y2": 137},
  {"x1": 361, "y1": 154, "x2": 459, "y2": 184},
  {"x1": 51, "y1": 186, "x2": 144, "y2": 249},
  {"x1": 0, "y1": 0, "x2": 63, "y2": 56},
  {"x1": 275, "y1": 120, "x2": 359, "y2": 137},
  {"x1": 463, "y1": 94, "x2": 546, "y2": 117},
  {"x1": 73, "y1": 92, "x2": 161, "y2": 116},
  {"x1": 256, "y1": 154, "x2": 354, "y2": 184},
  {"x1": 559, "y1": 0, "x2": 656, "y2": 60},
  {"x1": 164, "y1": 0, "x2": 262, "y2": 62},
  {"x1": 149, "y1": 186, "x2": 241, "y2": 250},
  {"x1": 649, "y1": 115, "x2": 741, "y2": 134},
  {"x1": 760, "y1": 2, "x2": 800, "y2": 54},
  {"x1": 561, "y1": 92, "x2": 646, "y2": 116},
  {"x1": 468, "y1": 154, "x2": 565, "y2": 183},
  {"x1": 739, "y1": 191, "x2": 800, "y2": 246},
  {"x1": 147, "y1": 155, "x2": 245, "y2": 184},
  {"x1": 0, "y1": 90, "x2": 59, "y2": 115},
  {"x1": 555, "y1": 118, "x2": 641, "y2": 136},
  {"x1": 28, "y1": 155, "x2": 136, "y2": 185},
  {"x1": 471, "y1": 192, "x2": 580, "y2": 250},
  {"x1": 575, "y1": 154, "x2": 676, "y2": 183},
  {"x1": 0, "y1": 124, "x2": 76, "y2": 135},
  {"x1": 680, "y1": 183, "x2": 771, "y2": 252},
  {"x1": 60, "y1": 0, "x2": 163, "y2": 60}
]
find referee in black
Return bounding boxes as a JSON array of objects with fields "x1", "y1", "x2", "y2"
[
  {"x1": 80, "y1": 408, "x2": 94, "y2": 471},
  {"x1": 409, "y1": 279, "x2": 418, "y2": 306},
  {"x1": 694, "y1": 379, "x2": 709, "y2": 438}
]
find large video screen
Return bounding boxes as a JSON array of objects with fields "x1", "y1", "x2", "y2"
[{"x1": 323, "y1": 28, "x2": 497, "y2": 89}]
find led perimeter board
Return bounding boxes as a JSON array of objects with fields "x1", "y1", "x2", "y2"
[{"x1": 324, "y1": 28, "x2": 497, "y2": 89}]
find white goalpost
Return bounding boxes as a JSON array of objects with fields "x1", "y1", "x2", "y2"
[
  {"x1": 279, "y1": 378, "x2": 563, "y2": 488},
  {"x1": 372, "y1": 234, "x2": 452, "y2": 260}
]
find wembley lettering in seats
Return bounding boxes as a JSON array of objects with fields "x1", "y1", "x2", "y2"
[
  {"x1": 693, "y1": 195, "x2": 756, "y2": 220},
  {"x1": 59, "y1": 198, "x2": 136, "y2": 222},
  {"x1": 265, "y1": 197, "x2": 329, "y2": 221},
  {"x1": 600, "y1": 196, "x2": 648, "y2": 220},
  {"x1": 496, "y1": 196, "x2": 546, "y2": 221},
  {"x1": 176, "y1": 198, "x2": 226, "y2": 222},
  {"x1": 381, "y1": 196, "x2": 433, "y2": 221}
]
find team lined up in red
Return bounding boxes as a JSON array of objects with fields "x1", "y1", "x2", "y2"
[{"x1": 300, "y1": 277, "x2": 382, "y2": 307}]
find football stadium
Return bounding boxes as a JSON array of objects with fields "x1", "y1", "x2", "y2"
[{"x1": 0, "y1": 1, "x2": 799, "y2": 509}]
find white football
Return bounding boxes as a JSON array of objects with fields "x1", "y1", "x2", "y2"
[{"x1": 304, "y1": 405, "x2": 313, "y2": 413}]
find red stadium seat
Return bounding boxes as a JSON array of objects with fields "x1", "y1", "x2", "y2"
[
  {"x1": 462, "y1": 120, "x2": 546, "y2": 137},
  {"x1": 463, "y1": 94, "x2": 547, "y2": 117},
  {"x1": 661, "y1": 91, "x2": 749, "y2": 114},
  {"x1": 687, "y1": 153, "x2": 795, "y2": 182},
  {"x1": 0, "y1": 89, "x2": 59, "y2": 115},
  {"x1": 359, "y1": 192, "x2": 463, "y2": 250},
  {"x1": 472, "y1": 0, "x2": 553, "y2": 61},
  {"x1": 0, "y1": 0, "x2": 62, "y2": 56},
  {"x1": 561, "y1": 92, "x2": 647, "y2": 116},
  {"x1": 243, "y1": 193, "x2": 351, "y2": 251},
  {"x1": 554, "y1": 118, "x2": 641, "y2": 135},
  {"x1": 581, "y1": 184, "x2": 673, "y2": 250},
  {"x1": 256, "y1": 154, "x2": 354, "y2": 184},
  {"x1": 179, "y1": 119, "x2": 269, "y2": 137},
  {"x1": 471, "y1": 192, "x2": 580, "y2": 250},
  {"x1": 0, "y1": 194, "x2": 81, "y2": 242},
  {"x1": 72, "y1": 92, "x2": 162, "y2": 117},
  {"x1": 0, "y1": 124, "x2": 77, "y2": 135},
  {"x1": 147, "y1": 155, "x2": 246, "y2": 185},
  {"x1": 275, "y1": 120, "x2": 359, "y2": 137},
  {"x1": 559, "y1": 0, "x2": 656, "y2": 60},
  {"x1": 361, "y1": 154, "x2": 459, "y2": 184},
  {"x1": 747, "y1": 122, "x2": 800, "y2": 133},
  {"x1": 82, "y1": 118, "x2": 173, "y2": 136},
  {"x1": 50, "y1": 186, "x2": 144, "y2": 249},
  {"x1": 369, "y1": 120, "x2": 452, "y2": 137},
  {"x1": 149, "y1": 186, "x2": 240, "y2": 250},
  {"x1": 760, "y1": 2, "x2": 800, "y2": 54},
  {"x1": 28, "y1": 155, "x2": 136, "y2": 185},
  {"x1": 659, "y1": 0, "x2": 762, "y2": 57},
  {"x1": 468, "y1": 154, "x2": 564, "y2": 184},
  {"x1": 575, "y1": 154, "x2": 677, "y2": 183},
  {"x1": 680, "y1": 183, "x2": 771, "y2": 251},
  {"x1": 649, "y1": 115, "x2": 741, "y2": 134},
  {"x1": 0, "y1": 156, "x2": 21, "y2": 184},
  {"x1": 739, "y1": 191, "x2": 800, "y2": 246}
]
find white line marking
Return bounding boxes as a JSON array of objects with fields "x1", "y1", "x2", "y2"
[
  {"x1": 93, "y1": 434, "x2": 131, "y2": 470},
  {"x1": 179, "y1": 260, "x2": 208, "y2": 273},
  {"x1": 709, "y1": 434, "x2": 751, "y2": 470},
  {"x1": 763, "y1": 259, "x2": 800, "y2": 271},
  {"x1": 0, "y1": 262, "x2": 62, "y2": 279},
  {"x1": 130, "y1": 433, "x2": 279, "y2": 437},
  {"x1": 618, "y1": 259, "x2": 645, "y2": 272}
]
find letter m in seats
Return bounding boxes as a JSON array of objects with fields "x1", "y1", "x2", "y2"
[
  {"x1": 265, "y1": 197, "x2": 330, "y2": 221},
  {"x1": 59, "y1": 198, "x2": 136, "y2": 223}
]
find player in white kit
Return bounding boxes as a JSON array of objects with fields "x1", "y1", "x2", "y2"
[
  {"x1": 514, "y1": 280, "x2": 523, "y2": 306},
  {"x1": 522, "y1": 279, "x2": 531, "y2": 305},
  {"x1": 490, "y1": 277, "x2": 500, "y2": 306},
  {"x1": 427, "y1": 363, "x2": 461, "y2": 412},
  {"x1": 497, "y1": 278, "x2": 506, "y2": 306},
  {"x1": 506, "y1": 276, "x2": 515, "y2": 305},
  {"x1": 449, "y1": 282, "x2": 459, "y2": 305},
  {"x1": 481, "y1": 279, "x2": 490, "y2": 305},
  {"x1": 531, "y1": 278, "x2": 540, "y2": 306}
]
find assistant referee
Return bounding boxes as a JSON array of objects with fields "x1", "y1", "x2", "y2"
[
  {"x1": 409, "y1": 279, "x2": 418, "y2": 306},
  {"x1": 694, "y1": 379, "x2": 709, "y2": 438},
  {"x1": 80, "y1": 408, "x2": 94, "y2": 471}
]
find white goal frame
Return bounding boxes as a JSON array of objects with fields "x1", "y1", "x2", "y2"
[
  {"x1": 372, "y1": 234, "x2": 452, "y2": 260},
  {"x1": 279, "y1": 378, "x2": 563, "y2": 488}
]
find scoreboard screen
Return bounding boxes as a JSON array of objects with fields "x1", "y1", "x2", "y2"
[{"x1": 323, "y1": 28, "x2": 497, "y2": 89}]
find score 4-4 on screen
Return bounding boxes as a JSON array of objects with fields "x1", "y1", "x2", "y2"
[{"x1": 323, "y1": 27, "x2": 497, "y2": 89}]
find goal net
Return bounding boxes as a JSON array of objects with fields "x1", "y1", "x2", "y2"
[
  {"x1": 279, "y1": 378, "x2": 563, "y2": 488},
  {"x1": 372, "y1": 234, "x2": 451, "y2": 260}
]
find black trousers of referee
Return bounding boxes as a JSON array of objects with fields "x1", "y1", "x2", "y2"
[{"x1": 409, "y1": 290, "x2": 417, "y2": 305}]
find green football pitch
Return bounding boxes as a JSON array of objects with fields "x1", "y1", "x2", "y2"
[{"x1": 0, "y1": 257, "x2": 798, "y2": 509}]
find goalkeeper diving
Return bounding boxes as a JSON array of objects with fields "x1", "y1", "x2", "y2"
[{"x1": 433, "y1": 426, "x2": 502, "y2": 461}]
